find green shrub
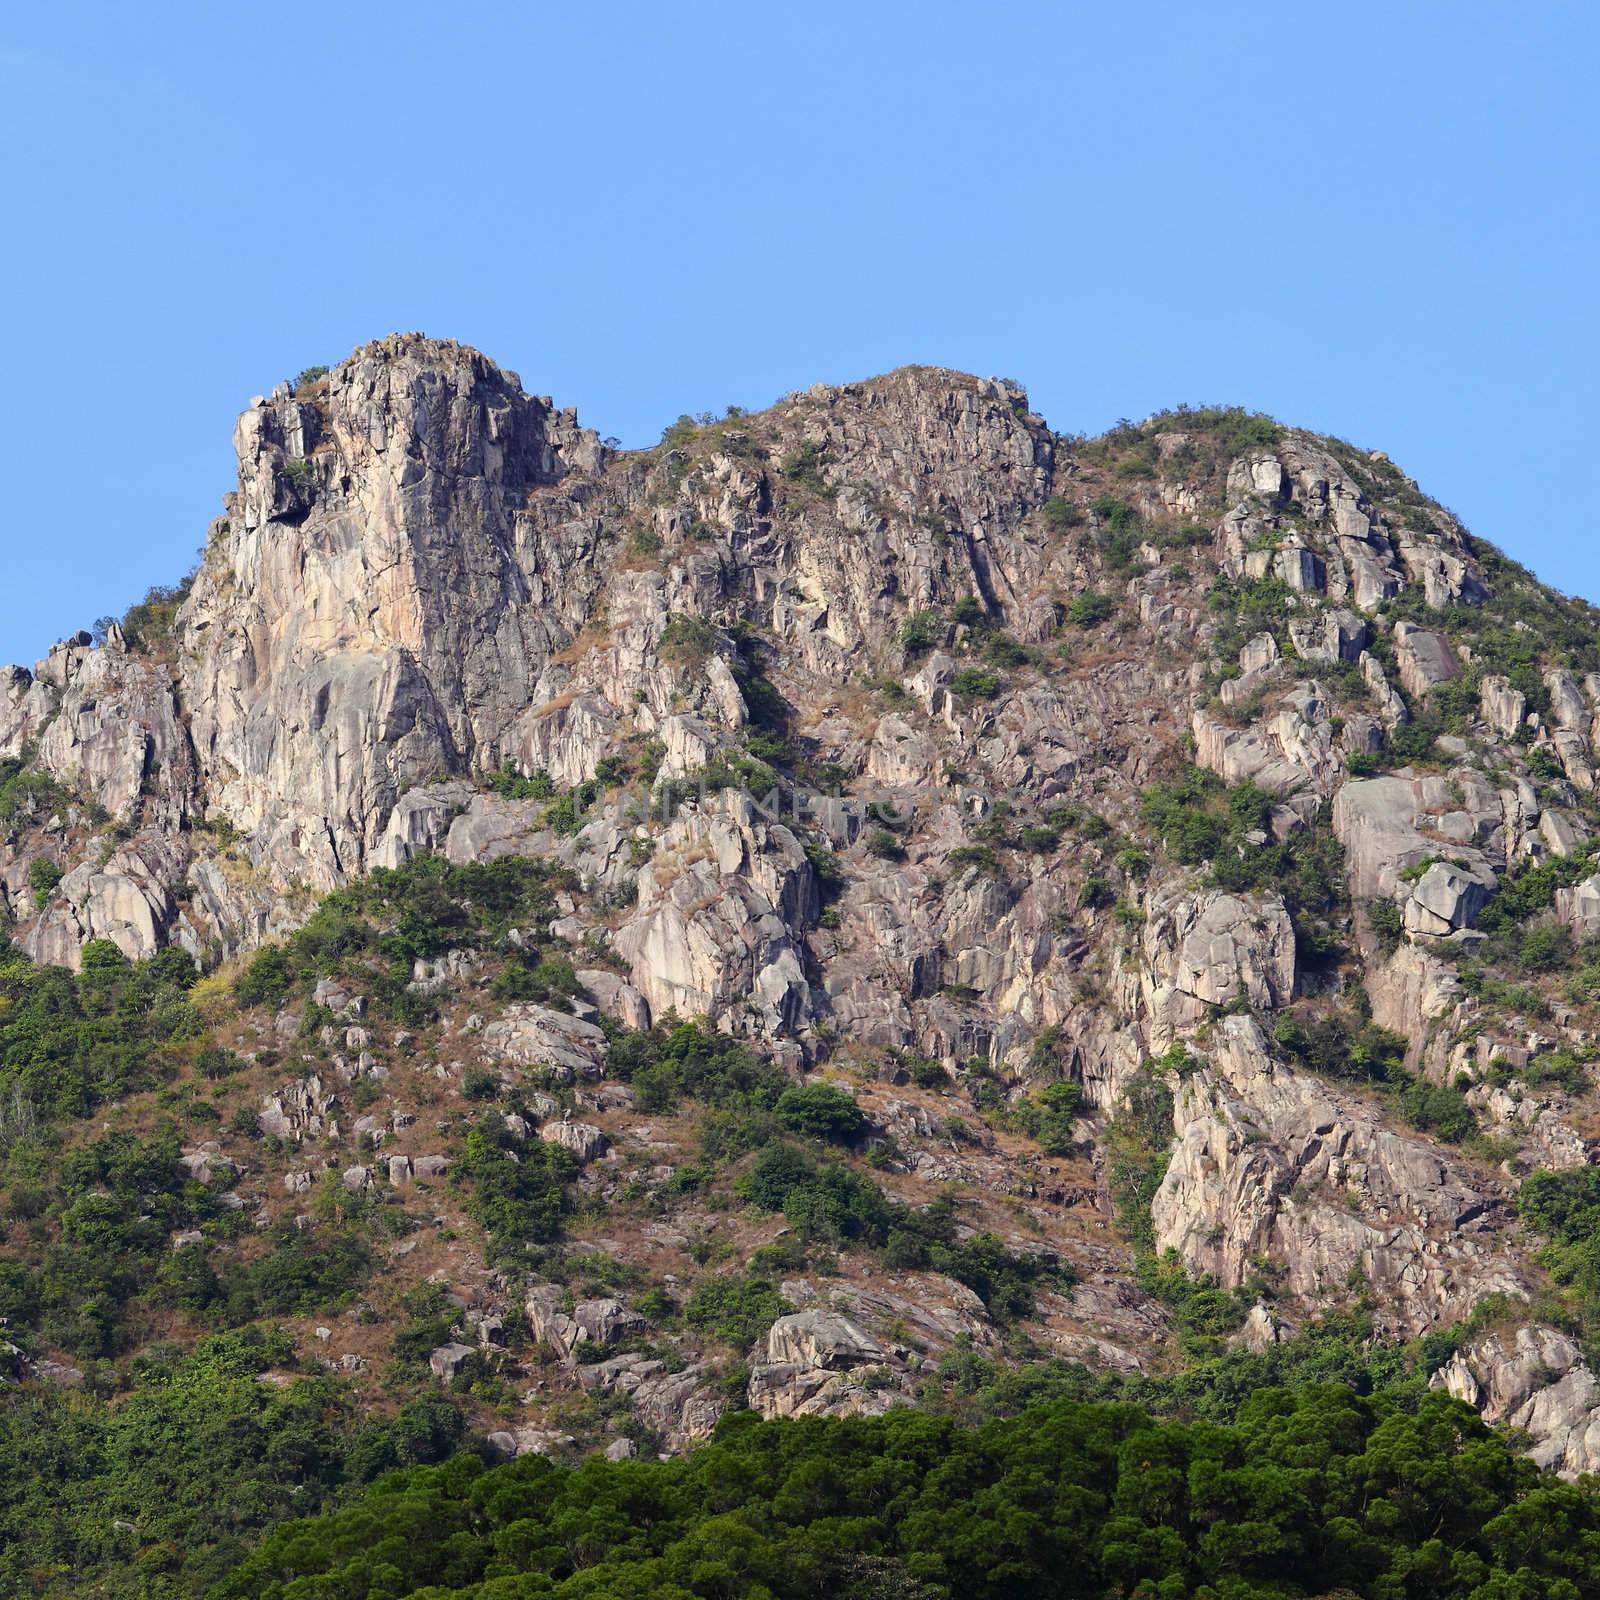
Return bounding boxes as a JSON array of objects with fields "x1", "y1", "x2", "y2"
[
  {"x1": 1274, "y1": 1013, "x2": 1406, "y2": 1083},
  {"x1": 774, "y1": 1082, "x2": 870, "y2": 1145},
  {"x1": 1105, "y1": 1065, "x2": 1176, "y2": 1249},
  {"x1": 455, "y1": 1122, "x2": 576, "y2": 1261},
  {"x1": 659, "y1": 414, "x2": 700, "y2": 448},
  {"x1": 684, "y1": 1271, "x2": 783, "y2": 1350},
  {"x1": 484, "y1": 762, "x2": 556, "y2": 801},
  {"x1": 864, "y1": 828, "x2": 905, "y2": 861},
  {"x1": 1067, "y1": 591, "x2": 1117, "y2": 628},
  {"x1": 899, "y1": 610, "x2": 941, "y2": 657},
  {"x1": 659, "y1": 613, "x2": 719, "y2": 664},
  {"x1": 945, "y1": 844, "x2": 1000, "y2": 874},
  {"x1": 0, "y1": 757, "x2": 69, "y2": 827},
  {"x1": 1033, "y1": 1080, "x2": 1083, "y2": 1155},
  {"x1": 950, "y1": 667, "x2": 1002, "y2": 700},
  {"x1": 1397, "y1": 1079, "x2": 1476, "y2": 1143},
  {"x1": 2, "y1": 940, "x2": 200, "y2": 1121},
  {"x1": 1528, "y1": 745, "x2": 1564, "y2": 781},
  {"x1": 1042, "y1": 495, "x2": 1084, "y2": 531},
  {"x1": 778, "y1": 440, "x2": 829, "y2": 491},
  {"x1": 605, "y1": 1018, "x2": 786, "y2": 1115},
  {"x1": 27, "y1": 857, "x2": 62, "y2": 908}
]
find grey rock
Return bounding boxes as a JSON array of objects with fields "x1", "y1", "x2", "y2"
[
  {"x1": 539, "y1": 1119, "x2": 608, "y2": 1163},
  {"x1": 1392, "y1": 621, "x2": 1462, "y2": 698},
  {"x1": 428, "y1": 1343, "x2": 476, "y2": 1381}
]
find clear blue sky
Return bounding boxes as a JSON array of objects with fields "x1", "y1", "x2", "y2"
[{"x1": 1, "y1": 1, "x2": 1594, "y2": 665}]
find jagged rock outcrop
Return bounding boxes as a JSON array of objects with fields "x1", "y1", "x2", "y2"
[
  {"x1": 176, "y1": 336, "x2": 610, "y2": 893},
  {"x1": 1152, "y1": 1017, "x2": 1524, "y2": 1336},
  {"x1": 748, "y1": 1311, "x2": 910, "y2": 1421},
  {"x1": 1432, "y1": 1325, "x2": 1600, "y2": 1478}
]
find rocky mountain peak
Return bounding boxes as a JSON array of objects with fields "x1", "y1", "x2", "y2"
[
  {"x1": 176, "y1": 335, "x2": 612, "y2": 893},
  {"x1": 8, "y1": 339, "x2": 1600, "y2": 1492}
]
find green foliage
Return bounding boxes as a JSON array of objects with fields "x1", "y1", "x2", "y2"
[
  {"x1": 1137, "y1": 1250, "x2": 1252, "y2": 1358},
  {"x1": 773, "y1": 1082, "x2": 870, "y2": 1145},
  {"x1": 899, "y1": 610, "x2": 942, "y2": 658},
  {"x1": 294, "y1": 364, "x2": 331, "y2": 388},
  {"x1": 1042, "y1": 494, "x2": 1084, "y2": 531},
  {"x1": 945, "y1": 843, "x2": 1000, "y2": 874},
  {"x1": 0, "y1": 938, "x2": 200, "y2": 1120},
  {"x1": 1478, "y1": 846, "x2": 1599, "y2": 933},
  {"x1": 1091, "y1": 494, "x2": 1139, "y2": 533},
  {"x1": 216, "y1": 1384, "x2": 1585, "y2": 1600},
  {"x1": 541, "y1": 755, "x2": 630, "y2": 837},
  {"x1": 736, "y1": 1142, "x2": 1061, "y2": 1318},
  {"x1": 1141, "y1": 766, "x2": 1346, "y2": 965},
  {"x1": 684, "y1": 1271, "x2": 785, "y2": 1350},
  {"x1": 659, "y1": 413, "x2": 700, "y2": 448},
  {"x1": 231, "y1": 852, "x2": 575, "y2": 1015},
  {"x1": 1365, "y1": 897, "x2": 1405, "y2": 954},
  {"x1": 1396, "y1": 1077, "x2": 1476, "y2": 1143},
  {"x1": 0, "y1": 752, "x2": 69, "y2": 827},
  {"x1": 28, "y1": 855, "x2": 63, "y2": 907},
  {"x1": 0, "y1": 1333, "x2": 463, "y2": 1600},
  {"x1": 1145, "y1": 403, "x2": 1283, "y2": 458},
  {"x1": 659, "y1": 613, "x2": 719, "y2": 664},
  {"x1": 1274, "y1": 1013, "x2": 1408, "y2": 1084},
  {"x1": 605, "y1": 1017, "x2": 786, "y2": 1117},
  {"x1": 118, "y1": 576, "x2": 194, "y2": 651},
  {"x1": 1077, "y1": 876, "x2": 1115, "y2": 910},
  {"x1": 1527, "y1": 744, "x2": 1564, "y2": 781},
  {"x1": 244, "y1": 1222, "x2": 373, "y2": 1315},
  {"x1": 1517, "y1": 1167, "x2": 1600, "y2": 1337},
  {"x1": 455, "y1": 1120, "x2": 577, "y2": 1262},
  {"x1": 865, "y1": 827, "x2": 906, "y2": 861},
  {"x1": 483, "y1": 762, "x2": 556, "y2": 801},
  {"x1": 778, "y1": 439, "x2": 829, "y2": 491},
  {"x1": 1104, "y1": 1060, "x2": 1178, "y2": 1249},
  {"x1": 803, "y1": 842, "x2": 846, "y2": 897},
  {"x1": 1027, "y1": 1080, "x2": 1083, "y2": 1156},
  {"x1": 1204, "y1": 574, "x2": 1298, "y2": 656},
  {"x1": 1517, "y1": 922, "x2": 1574, "y2": 973},
  {"x1": 1091, "y1": 495, "x2": 1141, "y2": 573},
  {"x1": 737, "y1": 1142, "x2": 892, "y2": 1245},
  {"x1": 949, "y1": 666, "x2": 1002, "y2": 700},
  {"x1": 1066, "y1": 590, "x2": 1117, "y2": 628}
]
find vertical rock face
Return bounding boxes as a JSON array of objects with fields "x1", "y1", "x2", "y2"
[{"x1": 177, "y1": 334, "x2": 610, "y2": 888}]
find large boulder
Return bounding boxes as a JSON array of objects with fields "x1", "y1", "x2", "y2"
[
  {"x1": 1392, "y1": 621, "x2": 1461, "y2": 698},
  {"x1": 747, "y1": 1312, "x2": 909, "y2": 1422},
  {"x1": 1403, "y1": 861, "x2": 1494, "y2": 938},
  {"x1": 1432, "y1": 1325, "x2": 1600, "y2": 1478},
  {"x1": 481, "y1": 1005, "x2": 608, "y2": 1082}
]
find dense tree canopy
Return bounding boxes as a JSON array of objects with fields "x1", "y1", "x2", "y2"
[{"x1": 213, "y1": 1386, "x2": 1600, "y2": 1600}]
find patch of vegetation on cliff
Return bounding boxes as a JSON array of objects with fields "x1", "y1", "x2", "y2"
[{"x1": 1141, "y1": 766, "x2": 1348, "y2": 965}]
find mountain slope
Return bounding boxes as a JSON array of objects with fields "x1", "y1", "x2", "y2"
[{"x1": 5, "y1": 334, "x2": 1600, "y2": 1593}]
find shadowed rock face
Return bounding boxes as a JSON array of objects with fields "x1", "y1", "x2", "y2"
[{"x1": 12, "y1": 333, "x2": 1600, "y2": 1468}]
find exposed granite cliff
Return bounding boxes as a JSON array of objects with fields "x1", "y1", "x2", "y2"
[{"x1": 7, "y1": 334, "x2": 1600, "y2": 1467}]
